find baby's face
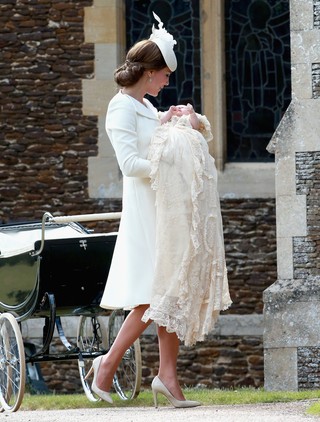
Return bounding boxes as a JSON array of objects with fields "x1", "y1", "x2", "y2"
[{"x1": 175, "y1": 105, "x2": 189, "y2": 115}]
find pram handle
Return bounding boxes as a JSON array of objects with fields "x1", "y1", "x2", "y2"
[
  {"x1": 31, "y1": 211, "x2": 121, "y2": 257},
  {"x1": 49, "y1": 212, "x2": 122, "y2": 223}
]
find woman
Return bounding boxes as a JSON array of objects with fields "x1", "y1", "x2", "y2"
[{"x1": 86, "y1": 13, "x2": 230, "y2": 408}]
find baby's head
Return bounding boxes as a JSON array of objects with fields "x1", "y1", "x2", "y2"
[{"x1": 175, "y1": 104, "x2": 192, "y2": 116}]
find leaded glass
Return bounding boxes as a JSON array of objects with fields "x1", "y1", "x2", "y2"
[
  {"x1": 125, "y1": 0, "x2": 201, "y2": 112},
  {"x1": 225, "y1": 0, "x2": 291, "y2": 162}
]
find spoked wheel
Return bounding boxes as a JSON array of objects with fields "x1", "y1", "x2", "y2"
[
  {"x1": 109, "y1": 309, "x2": 141, "y2": 400},
  {"x1": 77, "y1": 315, "x2": 108, "y2": 402},
  {"x1": 0, "y1": 313, "x2": 26, "y2": 413}
]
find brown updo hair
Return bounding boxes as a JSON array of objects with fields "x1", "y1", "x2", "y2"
[{"x1": 114, "y1": 40, "x2": 167, "y2": 87}]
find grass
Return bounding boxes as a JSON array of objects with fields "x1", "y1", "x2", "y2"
[
  {"x1": 20, "y1": 387, "x2": 320, "y2": 414},
  {"x1": 308, "y1": 400, "x2": 320, "y2": 416}
]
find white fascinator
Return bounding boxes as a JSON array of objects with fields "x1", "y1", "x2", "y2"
[{"x1": 149, "y1": 12, "x2": 177, "y2": 72}]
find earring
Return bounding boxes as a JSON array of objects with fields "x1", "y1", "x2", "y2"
[{"x1": 149, "y1": 77, "x2": 153, "y2": 83}]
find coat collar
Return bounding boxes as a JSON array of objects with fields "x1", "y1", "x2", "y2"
[{"x1": 119, "y1": 91, "x2": 159, "y2": 120}]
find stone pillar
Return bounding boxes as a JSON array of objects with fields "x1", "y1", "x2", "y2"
[
  {"x1": 264, "y1": 0, "x2": 320, "y2": 391},
  {"x1": 83, "y1": 0, "x2": 125, "y2": 199},
  {"x1": 201, "y1": 0, "x2": 227, "y2": 171}
]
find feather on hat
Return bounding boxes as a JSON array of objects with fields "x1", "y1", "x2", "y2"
[{"x1": 149, "y1": 12, "x2": 177, "y2": 72}]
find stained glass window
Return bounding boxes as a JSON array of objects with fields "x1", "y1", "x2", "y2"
[
  {"x1": 225, "y1": 0, "x2": 291, "y2": 162},
  {"x1": 125, "y1": 0, "x2": 201, "y2": 112}
]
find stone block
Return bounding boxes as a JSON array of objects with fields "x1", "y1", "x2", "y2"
[
  {"x1": 291, "y1": 63, "x2": 312, "y2": 99},
  {"x1": 291, "y1": 30, "x2": 320, "y2": 65},
  {"x1": 264, "y1": 348, "x2": 297, "y2": 391},
  {"x1": 268, "y1": 102, "x2": 295, "y2": 156},
  {"x1": 218, "y1": 163, "x2": 275, "y2": 199},
  {"x1": 93, "y1": 0, "x2": 114, "y2": 7},
  {"x1": 22, "y1": 317, "x2": 110, "y2": 339},
  {"x1": 272, "y1": 100, "x2": 319, "y2": 153},
  {"x1": 293, "y1": 100, "x2": 320, "y2": 151},
  {"x1": 84, "y1": 5, "x2": 117, "y2": 43},
  {"x1": 82, "y1": 79, "x2": 117, "y2": 116},
  {"x1": 276, "y1": 237, "x2": 293, "y2": 280},
  {"x1": 276, "y1": 194, "x2": 306, "y2": 238},
  {"x1": 264, "y1": 279, "x2": 320, "y2": 348},
  {"x1": 275, "y1": 155, "x2": 296, "y2": 196},
  {"x1": 95, "y1": 44, "x2": 118, "y2": 79},
  {"x1": 290, "y1": 0, "x2": 314, "y2": 31},
  {"x1": 96, "y1": 115, "x2": 112, "y2": 156},
  {"x1": 88, "y1": 156, "x2": 122, "y2": 198},
  {"x1": 271, "y1": 99, "x2": 320, "y2": 156},
  {"x1": 211, "y1": 314, "x2": 264, "y2": 337}
]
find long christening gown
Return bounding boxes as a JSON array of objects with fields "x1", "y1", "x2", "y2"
[{"x1": 142, "y1": 114, "x2": 232, "y2": 346}]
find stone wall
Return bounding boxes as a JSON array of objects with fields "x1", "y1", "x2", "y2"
[
  {"x1": 295, "y1": 152, "x2": 320, "y2": 280},
  {"x1": 294, "y1": 151, "x2": 320, "y2": 386},
  {"x1": 298, "y1": 346, "x2": 320, "y2": 389},
  {"x1": 222, "y1": 199, "x2": 276, "y2": 314},
  {"x1": 0, "y1": 0, "x2": 120, "y2": 232},
  {"x1": 142, "y1": 333, "x2": 264, "y2": 389}
]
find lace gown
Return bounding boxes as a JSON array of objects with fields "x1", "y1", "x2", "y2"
[{"x1": 142, "y1": 114, "x2": 232, "y2": 346}]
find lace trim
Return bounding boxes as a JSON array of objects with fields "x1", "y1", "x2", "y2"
[
  {"x1": 144, "y1": 116, "x2": 232, "y2": 346},
  {"x1": 196, "y1": 113, "x2": 213, "y2": 142}
]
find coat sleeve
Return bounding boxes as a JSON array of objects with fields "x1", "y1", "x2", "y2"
[{"x1": 105, "y1": 97, "x2": 152, "y2": 178}]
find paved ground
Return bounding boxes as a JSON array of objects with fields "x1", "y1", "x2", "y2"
[{"x1": 1, "y1": 401, "x2": 318, "y2": 422}]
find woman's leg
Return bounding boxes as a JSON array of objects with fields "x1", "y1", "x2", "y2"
[
  {"x1": 96, "y1": 304, "x2": 152, "y2": 391},
  {"x1": 157, "y1": 326, "x2": 185, "y2": 400}
]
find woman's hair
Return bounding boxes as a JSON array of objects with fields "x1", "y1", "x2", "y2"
[{"x1": 114, "y1": 40, "x2": 167, "y2": 87}]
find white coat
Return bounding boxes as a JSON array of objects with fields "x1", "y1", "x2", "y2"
[{"x1": 100, "y1": 91, "x2": 160, "y2": 309}]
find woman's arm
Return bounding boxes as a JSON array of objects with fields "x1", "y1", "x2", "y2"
[{"x1": 106, "y1": 100, "x2": 151, "y2": 178}]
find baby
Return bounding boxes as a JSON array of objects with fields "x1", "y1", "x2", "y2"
[{"x1": 148, "y1": 100, "x2": 229, "y2": 347}]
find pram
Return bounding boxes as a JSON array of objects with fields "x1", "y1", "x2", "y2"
[{"x1": 0, "y1": 212, "x2": 141, "y2": 412}]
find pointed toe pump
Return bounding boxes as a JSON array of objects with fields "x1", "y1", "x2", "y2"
[
  {"x1": 85, "y1": 355, "x2": 113, "y2": 404},
  {"x1": 151, "y1": 376, "x2": 200, "y2": 408}
]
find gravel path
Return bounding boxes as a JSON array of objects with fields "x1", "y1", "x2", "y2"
[{"x1": 2, "y1": 401, "x2": 318, "y2": 422}]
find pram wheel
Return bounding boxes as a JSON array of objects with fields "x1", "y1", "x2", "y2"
[
  {"x1": 109, "y1": 309, "x2": 141, "y2": 400},
  {"x1": 0, "y1": 313, "x2": 26, "y2": 412},
  {"x1": 77, "y1": 315, "x2": 108, "y2": 402}
]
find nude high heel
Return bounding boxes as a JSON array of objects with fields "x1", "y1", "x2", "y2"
[
  {"x1": 85, "y1": 355, "x2": 113, "y2": 404},
  {"x1": 151, "y1": 376, "x2": 200, "y2": 408}
]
